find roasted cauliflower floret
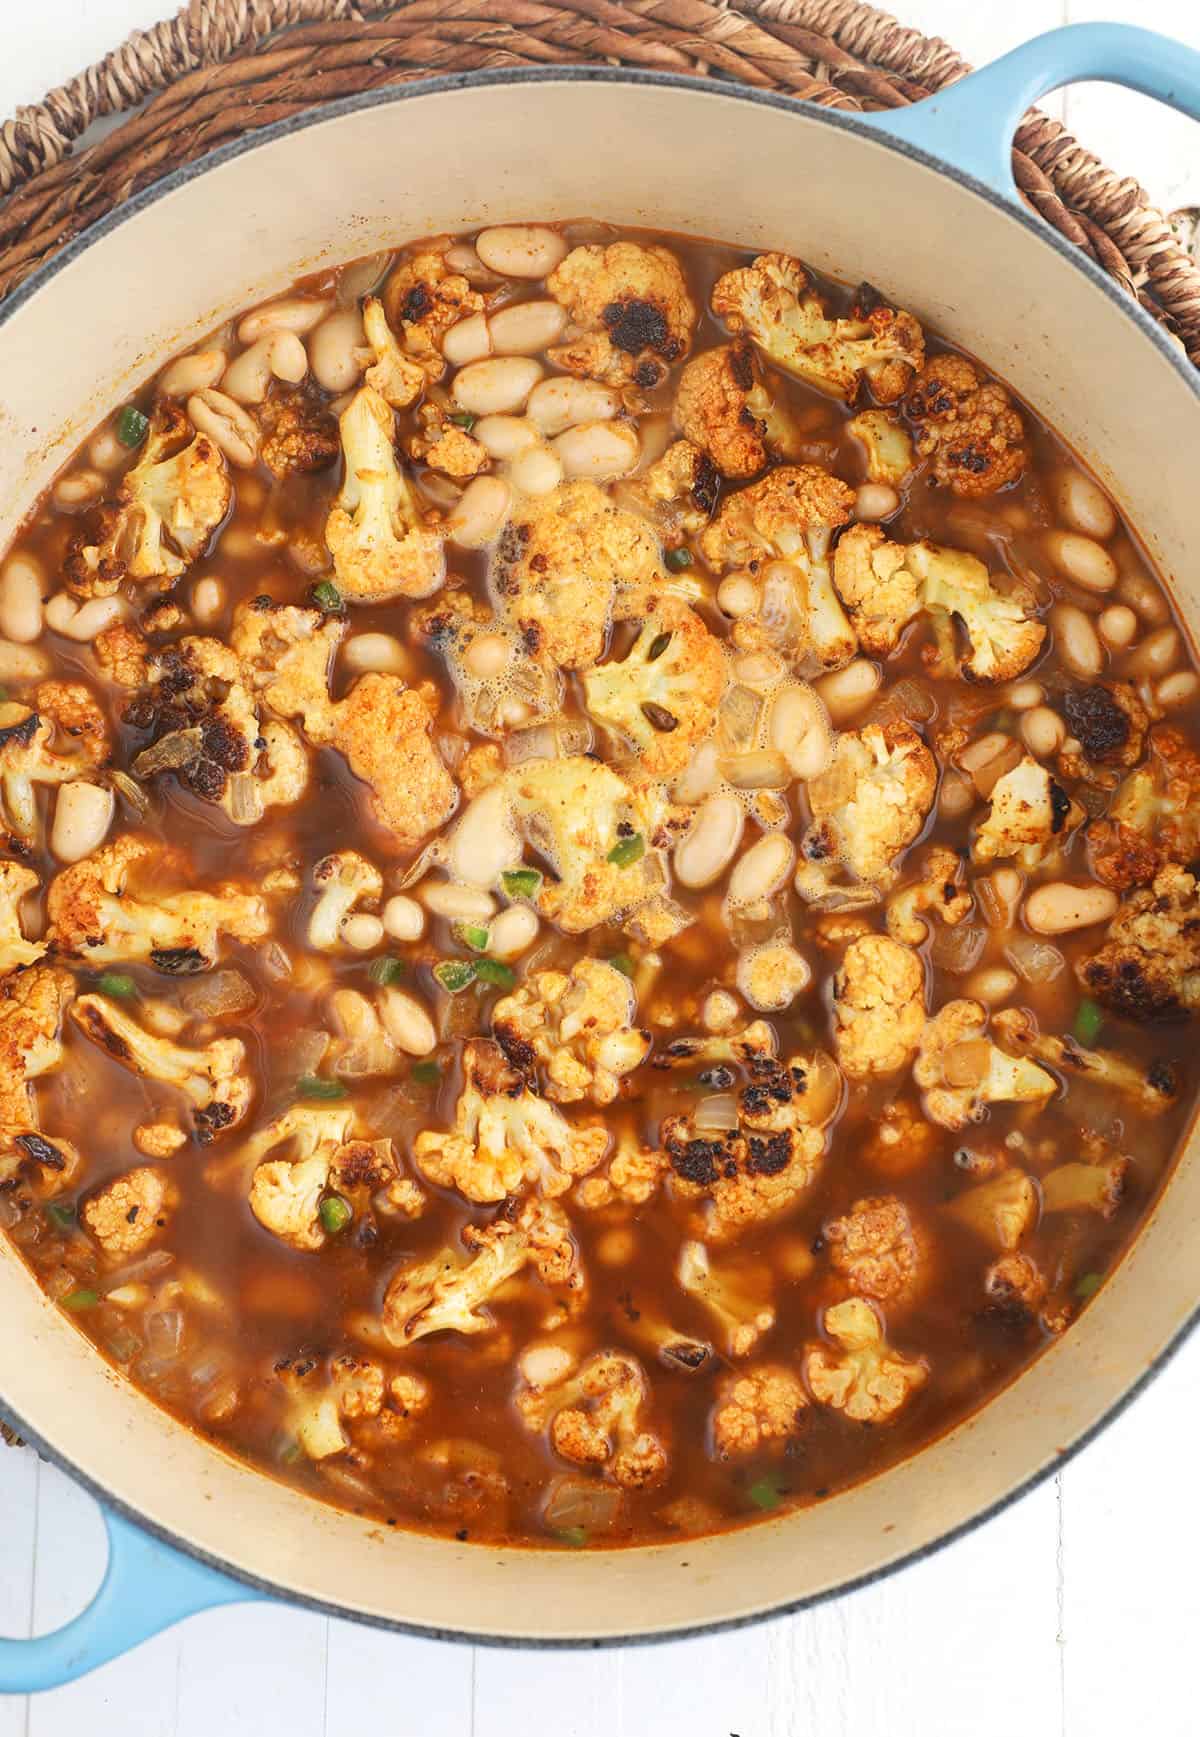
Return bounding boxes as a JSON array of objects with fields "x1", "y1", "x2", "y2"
[
  {"x1": 81, "y1": 1165, "x2": 177, "y2": 1259},
  {"x1": 904, "y1": 352, "x2": 1028, "y2": 497},
  {"x1": 0, "y1": 861, "x2": 45, "y2": 975},
  {"x1": 493, "y1": 957, "x2": 651, "y2": 1107},
  {"x1": 516, "y1": 1348, "x2": 667, "y2": 1488},
  {"x1": 677, "y1": 1240, "x2": 775, "y2": 1357},
  {"x1": 832, "y1": 934, "x2": 926, "y2": 1079},
  {"x1": 848, "y1": 409, "x2": 915, "y2": 486},
  {"x1": 885, "y1": 845, "x2": 972, "y2": 946},
  {"x1": 408, "y1": 400, "x2": 489, "y2": 478},
  {"x1": 413, "y1": 1037, "x2": 608, "y2": 1202},
  {"x1": 413, "y1": 587, "x2": 561, "y2": 739},
  {"x1": 324, "y1": 386, "x2": 446, "y2": 602},
  {"x1": 307, "y1": 850, "x2": 382, "y2": 951},
  {"x1": 663, "y1": 1050, "x2": 837, "y2": 1241},
  {"x1": 1059, "y1": 682, "x2": 1148, "y2": 784},
  {"x1": 381, "y1": 246, "x2": 484, "y2": 379},
  {"x1": 63, "y1": 403, "x2": 231, "y2": 595},
  {"x1": 700, "y1": 465, "x2": 856, "y2": 666},
  {"x1": 651, "y1": 1018, "x2": 776, "y2": 1071},
  {"x1": 799, "y1": 720, "x2": 937, "y2": 895},
  {"x1": 1075, "y1": 866, "x2": 1200, "y2": 1020},
  {"x1": 383, "y1": 1195, "x2": 578, "y2": 1342},
  {"x1": 623, "y1": 439, "x2": 720, "y2": 548},
  {"x1": 243, "y1": 1102, "x2": 358, "y2": 1251},
  {"x1": 490, "y1": 481, "x2": 668, "y2": 670},
  {"x1": 972, "y1": 755, "x2": 1075, "y2": 867},
  {"x1": 361, "y1": 295, "x2": 426, "y2": 409},
  {"x1": 582, "y1": 605, "x2": 727, "y2": 778},
  {"x1": 274, "y1": 1353, "x2": 349, "y2": 1461},
  {"x1": 712, "y1": 254, "x2": 924, "y2": 405},
  {"x1": 805, "y1": 1297, "x2": 928, "y2": 1422},
  {"x1": 71, "y1": 993, "x2": 253, "y2": 1141},
  {"x1": 984, "y1": 1251, "x2": 1048, "y2": 1316},
  {"x1": 330, "y1": 674, "x2": 458, "y2": 850},
  {"x1": 0, "y1": 964, "x2": 75, "y2": 1126},
  {"x1": 914, "y1": 999, "x2": 1057, "y2": 1129},
  {"x1": 573, "y1": 1128, "x2": 668, "y2": 1210},
  {"x1": 46, "y1": 834, "x2": 271, "y2": 971},
  {"x1": 0, "y1": 1128, "x2": 82, "y2": 1199},
  {"x1": 824, "y1": 1195, "x2": 922, "y2": 1303},
  {"x1": 1088, "y1": 726, "x2": 1200, "y2": 890},
  {"x1": 92, "y1": 623, "x2": 150, "y2": 689},
  {"x1": 710, "y1": 1364, "x2": 807, "y2": 1457},
  {"x1": 947, "y1": 1169, "x2": 1038, "y2": 1251},
  {"x1": 230, "y1": 595, "x2": 345, "y2": 739},
  {"x1": 257, "y1": 387, "x2": 340, "y2": 479},
  {"x1": 0, "y1": 685, "x2": 110, "y2": 838},
  {"x1": 833, "y1": 523, "x2": 1045, "y2": 681},
  {"x1": 674, "y1": 342, "x2": 800, "y2": 477},
  {"x1": 991, "y1": 1004, "x2": 1179, "y2": 1116},
  {"x1": 503, "y1": 755, "x2": 677, "y2": 934},
  {"x1": 546, "y1": 241, "x2": 696, "y2": 388}
]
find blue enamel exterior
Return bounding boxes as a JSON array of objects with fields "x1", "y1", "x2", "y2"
[{"x1": 3, "y1": 18, "x2": 1200, "y2": 1693}]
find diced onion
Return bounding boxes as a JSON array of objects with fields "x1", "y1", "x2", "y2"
[
  {"x1": 694, "y1": 1094, "x2": 739, "y2": 1131},
  {"x1": 1005, "y1": 934, "x2": 1066, "y2": 984}
]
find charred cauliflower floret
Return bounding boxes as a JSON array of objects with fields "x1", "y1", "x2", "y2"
[
  {"x1": 991, "y1": 1004, "x2": 1179, "y2": 1116},
  {"x1": 330, "y1": 674, "x2": 458, "y2": 850},
  {"x1": 0, "y1": 861, "x2": 45, "y2": 975},
  {"x1": 503, "y1": 755, "x2": 677, "y2": 934},
  {"x1": 81, "y1": 1165, "x2": 177, "y2": 1259},
  {"x1": 46, "y1": 834, "x2": 271, "y2": 971},
  {"x1": 324, "y1": 386, "x2": 445, "y2": 602},
  {"x1": 1088, "y1": 726, "x2": 1200, "y2": 890},
  {"x1": 985, "y1": 1251, "x2": 1048, "y2": 1316},
  {"x1": 663, "y1": 1051, "x2": 837, "y2": 1241},
  {"x1": 799, "y1": 720, "x2": 937, "y2": 895},
  {"x1": 71, "y1": 993, "x2": 253, "y2": 1141},
  {"x1": 307, "y1": 851, "x2": 382, "y2": 951},
  {"x1": 0, "y1": 964, "x2": 74, "y2": 1126},
  {"x1": 651, "y1": 1018, "x2": 776, "y2": 1071},
  {"x1": 848, "y1": 409, "x2": 915, "y2": 486},
  {"x1": 582, "y1": 605, "x2": 727, "y2": 778},
  {"x1": 516, "y1": 1348, "x2": 667, "y2": 1488},
  {"x1": 0, "y1": 684, "x2": 110, "y2": 839},
  {"x1": 1075, "y1": 866, "x2": 1200, "y2": 1020},
  {"x1": 413, "y1": 1037, "x2": 609, "y2": 1202},
  {"x1": 493, "y1": 957, "x2": 651, "y2": 1106},
  {"x1": 623, "y1": 439, "x2": 720, "y2": 548},
  {"x1": 832, "y1": 934, "x2": 926, "y2": 1079},
  {"x1": 677, "y1": 1240, "x2": 775, "y2": 1357},
  {"x1": 914, "y1": 999, "x2": 1057, "y2": 1129},
  {"x1": 885, "y1": 845, "x2": 972, "y2": 946},
  {"x1": 712, "y1": 254, "x2": 924, "y2": 405},
  {"x1": 546, "y1": 241, "x2": 696, "y2": 388},
  {"x1": 243, "y1": 1102, "x2": 357, "y2": 1251},
  {"x1": 824, "y1": 1195, "x2": 922, "y2": 1303},
  {"x1": 64, "y1": 403, "x2": 230, "y2": 595},
  {"x1": 0, "y1": 1128, "x2": 82, "y2": 1200},
  {"x1": 412, "y1": 587, "x2": 561, "y2": 739},
  {"x1": 383, "y1": 1195, "x2": 578, "y2": 1342},
  {"x1": 674, "y1": 342, "x2": 800, "y2": 478},
  {"x1": 700, "y1": 465, "x2": 856, "y2": 666},
  {"x1": 490, "y1": 481, "x2": 668, "y2": 671},
  {"x1": 1058, "y1": 682, "x2": 1148, "y2": 785},
  {"x1": 230, "y1": 595, "x2": 345, "y2": 739},
  {"x1": 361, "y1": 295, "x2": 426, "y2": 409},
  {"x1": 381, "y1": 246, "x2": 484, "y2": 379},
  {"x1": 833, "y1": 523, "x2": 1045, "y2": 682},
  {"x1": 257, "y1": 388, "x2": 341, "y2": 479},
  {"x1": 904, "y1": 353, "x2": 1028, "y2": 497},
  {"x1": 972, "y1": 755, "x2": 1076, "y2": 867},
  {"x1": 710, "y1": 1364, "x2": 807, "y2": 1457},
  {"x1": 805, "y1": 1298, "x2": 928, "y2": 1422}
]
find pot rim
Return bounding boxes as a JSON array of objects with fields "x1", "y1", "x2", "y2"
[{"x1": 3, "y1": 62, "x2": 1199, "y2": 1646}]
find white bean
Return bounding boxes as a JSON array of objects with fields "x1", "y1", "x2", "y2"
[
  {"x1": 509, "y1": 445, "x2": 563, "y2": 497},
  {"x1": 0, "y1": 557, "x2": 44, "y2": 643},
  {"x1": 53, "y1": 471, "x2": 104, "y2": 507},
  {"x1": 1006, "y1": 680, "x2": 1043, "y2": 710},
  {"x1": 672, "y1": 739, "x2": 721, "y2": 806},
  {"x1": 553, "y1": 421, "x2": 639, "y2": 481},
  {"x1": 340, "y1": 913, "x2": 385, "y2": 950},
  {"x1": 1020, "y1": 706, "x2": 1065, "y2": 759},
  {"x1": 1025, "y1": 882, "x2": 1118, "y2": 935},
  {"x1": 158, "y1": 349, "x2": 226, "y2": 398},
  {"x1": 464, "y1": 633, "x2": 511, "y2": 678},
  {"x1": 1126, "y1": 625, "x2": 1181, "y2": 678},
  {"x1": 473, "y1": 415, "x2": 539, "y2": 460},
  {"x1": 717, "y1": 575, "x2": 759, "y2": 619},
  {"x1": 309, "y1": 309, "x2": 367, "y2": 394},
  {"x1": 728, "y1": 832, "x2": 795, "y2": 906},
  {"x1": 1098, "y1": 605, "x2": 1138, "y2": 649},
  {"x1": 1116, "y1": 568, "x2": 1170, "y2": 625},
  {"x1": 489, "y1": 904, "x2": 540, "y2": 960},
  {"x1": 45, "y1": 593, "x2": 126, "y2": 641},
  {"x1": 474, "y1": 225, "x2": 568, "y2": 279},
  {"x1": 959, "y1": 732, "x2": 1013, "y2": 776},
  {"x1": 221, "y1": 338, "x2": 276, "y2": 405},
  {"x1": 419, "y1": 881, "x2": 496, "y2": 921},
  {"x1": 1044, "y1": 529, "x2": 1118, "y2": 593},
  {"x1": 768, "y1": 684, "x2": 831, "y2": 780},
  {"x1": 447, "y1": 476, "x2": 511, "y2": 548},
  {"x1": 675, "y1": 793, "x2": 744, "y2": 889},
  {"x1": 448, "y1": 782, "x2": 521, "y2": 888},
  {"x1": 88, "y1": 429, "x2": 126, "y2": 470},
  {"x1": 0, "y1": 640, "x2": 49, "y2": 681},
  {"x1": 378, "y1": 987, "x2": 437, "y2": 1057},
  {"x1": 268, "y1": 331, "x2": 308, "y2": 384},
  {"x1": 488, "y1": 300, "x2": 568, "y2": 355},
  {"x1": 187, "y1": 389, "x2": 259, "y2": 468},
  {"x1": 1052, "y1": 469, "x2": 1117, "y2": 541},
  {"x1": 191, "y1": 577, "x2": 225, "y2": 626},
  {"x1": 452, "y1": 357, "x2": 543, "y2": 417},
  {"x1": 814, "y1": 657, "x2": 881, "y2": 723},
  {"x1": 443, "y1": 313, "x2": 493, "y2": 368},
  {"x1": 737, "y1": 941, "x2": 811, "y2": 1012},
  {"x1": 238, "y1": 296, "x2": 332, "y2": 343},
  {"x1": 1155, "y1": 670, "x2": 1199, "y2": 711},
  {"x1": 342, "y1": 632, "x2": 409, "y2": 677},
  {"x1": 382, "y1": 894, "x2": 425, "y2": 942},
  {"x1": 965, "y1": 965, "x2": 1020, "y2": 1006},
  {"x1": 518, "y1": 1343, "x2": 574, "y2": 1388},
  {"x1": 1051, "y1": 604, "x2": 1103, "y2": 678},
  {"x1": 50, "y1": 781, "x2": 114, "y2": 863},
  {"x1": 854, "y1": 482, "x2": 900, "y2": 521},
  {"x1": 443, "y1": 243, "x2": 492, "y2": 283},
  {"x1": 527, "y1": 377, "x2": 619, "y2": 437},
  {"x1": 731, "y1": 650, "x2": 785, "y2": 688},
  {"x1": 939, "y1": 771, "x2": 974, "y2": 818}
]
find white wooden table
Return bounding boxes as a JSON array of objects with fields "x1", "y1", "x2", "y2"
[{"x1": 2, "y1": 1, "x2": 1198, "y2": 1730}]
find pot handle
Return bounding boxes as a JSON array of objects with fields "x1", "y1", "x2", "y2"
[
  {"x1": 860, "y1": 22, "x2": 1200, "y2": 202},
  {"x1": 0, "y1": 1506, "x2": 262, "y2": 1693}
]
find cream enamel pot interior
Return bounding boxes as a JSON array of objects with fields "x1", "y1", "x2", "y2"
[{"x1": 2, "y1": 22, "x2": 1200, "y2": 1685}]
